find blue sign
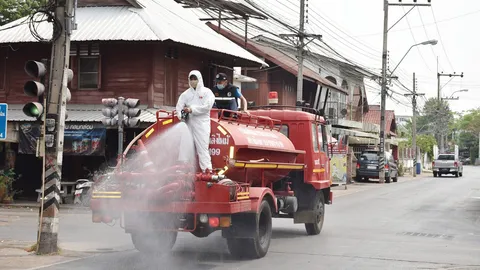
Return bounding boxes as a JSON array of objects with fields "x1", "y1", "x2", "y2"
[{"x1": 0, "y1": 103, "x2": 7, "y2": 140}]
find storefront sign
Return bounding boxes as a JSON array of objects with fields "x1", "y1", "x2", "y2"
[
  {"x1": 64, "y1": 123, "x2": 106, "y2": 156},
  {"x1": 18, "y1": 123, "x2": 106, "y2": 156}
]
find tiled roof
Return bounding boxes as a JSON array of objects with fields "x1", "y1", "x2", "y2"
[
  {"x1": 363, "y1": 105, "x2": 397, "y2": 136},
  {"x1": 0, "y1": 1, "x2": 267, "y2": 66},
  {"x1": 6, "y1": 104, "x2": 173, "y2": 123}
]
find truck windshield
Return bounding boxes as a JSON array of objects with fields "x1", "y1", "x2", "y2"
[
  {"x1": 437, "y1": 155, "x2": 454, "y2": 160},
  {"x1": 360, "y1": 153, "x2": 378, "y2": 161}
]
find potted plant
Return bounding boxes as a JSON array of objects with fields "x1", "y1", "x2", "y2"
[{"x1": 0, "y1": 169, "x2": 20, "y2": 204}]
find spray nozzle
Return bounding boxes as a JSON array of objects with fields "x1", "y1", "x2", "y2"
[{"x1": 181, "y1": 109, "x2": 190, "y2": 122}]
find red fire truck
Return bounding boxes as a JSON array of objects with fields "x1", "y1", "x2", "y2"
[{"x1": 90, "y1": 106, "x2": 334, "y2": 259}]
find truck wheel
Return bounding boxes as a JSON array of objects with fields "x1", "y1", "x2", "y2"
[
  {"x1": 385, "y1": 177, "x2": 391, "y2": 183},
  {"x1": 191, "y1": 227, "x2": 211, "y2": 238},
  {"x1": 131, "y1": 231, "x2": 177, "y2": 255},
  {"x1": 305, "y1": 191, "x2": 325, "y2": 235},
  {"x1": 226, "y1": 199, "x2": 272, "y2": 259}
]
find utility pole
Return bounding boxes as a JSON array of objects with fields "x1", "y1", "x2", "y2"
[
  {"x1": 437, "y1": 67, "x2": 463, "y2": 154},
  {"x1": 379, "y1": 0, "x2": 389, "y2": 183},
  {"x1": 37, "y1": 0, "x2": 75, "y2": 255},
  {"x1": 117, "y1": 97, "x2": 125, "y2": 163},
  {"x1": 279, "y1": 0, "x2": 321, "y2": 109},
  {"x1": 379, "y1": 0, "x2": 431, "y2": 183},
  {"x1": 296, "y1": 0, "x2": 306, "y2": 107},
  {"x1": 405, "y1": 72, "x2": 424, "y2": 178}
]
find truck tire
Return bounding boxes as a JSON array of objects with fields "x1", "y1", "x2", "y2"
[
  {"x1": 226, "y1": 199, "x2": 272, "y2": 259},
  {"x1": 385, "y1": 177, "x2": 391, "y2": 183},
  {"x1": 305, "y1": 191, "x2": 325, "y2": 235},
  {"x1": 191, "y1": 226, "x2": 211, "y2": 238},
  {"x1": 131, "y1": 231, "x2": 177, "y2": 255}
]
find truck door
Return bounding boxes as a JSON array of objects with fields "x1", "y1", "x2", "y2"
[
  {"x1": 319, "y1": 124, "x2": 330, "y2": 181},
  {"x1": 312, "y1": 122, "x2": 329, "y2": 181}
]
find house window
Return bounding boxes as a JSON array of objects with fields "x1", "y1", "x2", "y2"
[{"x1": 78, "y1": 56, "x2": 100, "y2": 89}]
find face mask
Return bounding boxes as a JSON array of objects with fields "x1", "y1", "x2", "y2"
[
  {"x1": 190, "y1": 80, "x2": 198, "y2": 89},
  {"x1": 216, "y1": 84, "x2": 225, "y2": 90}
]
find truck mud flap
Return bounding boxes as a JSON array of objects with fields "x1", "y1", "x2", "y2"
[{"x1": 293, "y1": 210, "x2": 317, "y2": 224}]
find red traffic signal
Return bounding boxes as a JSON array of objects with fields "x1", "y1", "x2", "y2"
[{"x1": 25, "y1": 60, "x2": 47, "y2": 78}]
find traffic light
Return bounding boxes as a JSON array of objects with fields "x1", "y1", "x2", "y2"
[
  {"x1": 101, "y1": 98, "x2": 118, "y2": 126},
  {"x1": 123, "y1": 98, "x2": 141, "y2": 127},
  {"x1": 23, "y1": 60, "x2": 47, "y2": 119}
]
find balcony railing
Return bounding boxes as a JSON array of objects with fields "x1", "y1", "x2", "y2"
[{"x1": 325, "y1": 101, "x2": 348, "y2": 120}]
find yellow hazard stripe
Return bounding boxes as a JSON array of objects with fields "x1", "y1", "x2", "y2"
[
  {"x1": 237, "y1": 196, "x2": 250, "y2": 200},
  {"x1": 237, "y1": 192, "x2": 249, "y2": 196},
  {"x1": 92, "y1": 196, "x2": 122, "y2": 199},
  {"x1": 93, "y1": 191, "x2": 121, "y2": 195},
  {"x1": 234, "y1": 162, "x2": 303, "y2": 170},
  {"x1": 277, "y1": 164, "x2": 304, "y2": 170},
  {"x1": 217, "y1": 126, "x2": 227, "y2": 135},
  {"x1": 313, "y1": 168, "x2": 326, "y2": 173},
  {"x1": 162, "y1": 119, "x2": 173, "y2": 125},
  {"x1": 145, "y1": 128, "x2": 155, "y2": 138}
]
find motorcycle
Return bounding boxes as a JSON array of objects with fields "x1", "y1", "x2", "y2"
[{"x1": 74, "y1": 168, "x2": 94, "y2": 207}]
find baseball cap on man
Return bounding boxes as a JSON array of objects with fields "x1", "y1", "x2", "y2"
[{"x1": 215, "y1": 73, "x2": 228, "y2": 81}]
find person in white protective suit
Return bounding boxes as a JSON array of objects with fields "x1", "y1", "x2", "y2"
[{"x1": 175, "y1": 70, "x2": 215, "y2": 173}]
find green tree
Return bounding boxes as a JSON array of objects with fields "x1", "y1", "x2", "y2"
[
  {"x1": 0, "y1": 0, "x2": 47, "y2": 26},
  {"x1": 417, "y1": 98, "x2": 453, "y2": 143},
  {"x1": 398, "y1": 134, "x2": 437, "y2": 160},
  {"x1": 417, "y1": 134, "x2": 437, "y2": 160},
  {"x1": 454, "y1": 108, "x2": 480, "y2": 160}
]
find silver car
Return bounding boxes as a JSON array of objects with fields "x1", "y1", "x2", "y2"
[{"x1": 433, "y1": 154, "x2": 463, "y2": 178}]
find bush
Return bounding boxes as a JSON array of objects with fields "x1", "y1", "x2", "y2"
[{"x1": 398, "y1": 163, "x2": 405, "y2": 177}]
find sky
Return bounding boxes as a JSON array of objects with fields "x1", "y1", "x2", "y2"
[{"x1": 229, "y1": 0, "x2": 480, "y2": 116}]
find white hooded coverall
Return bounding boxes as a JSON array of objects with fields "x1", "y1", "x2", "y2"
[{"x1": 176, "y1": 70, "x2": 215, "y2": 173}]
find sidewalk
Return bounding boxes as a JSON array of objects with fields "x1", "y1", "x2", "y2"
[
  {"x1": 0, "y1": 201, "x2": 90, "y2": 210},
  {"x1": 0, "y1": 240, "x2": 93, "y2": 270},
  {"x1": 332, "y1": 172, "x2": 431, "y2": 198}
]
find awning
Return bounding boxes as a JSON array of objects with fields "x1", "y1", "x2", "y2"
[
  {"x1": 6, "y1": 104, "x2": 172, "y2": 123},
  {"x1": 331, "y1": 127, "x2": 378, "y2": 139}
]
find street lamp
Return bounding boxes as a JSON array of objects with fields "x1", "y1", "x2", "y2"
[
  {"x1": 442, "y1": 89, "x2": 468, "y2": 100},
  {"x1": 389, "y1": 39, "x2": 438, "y2": 76}
]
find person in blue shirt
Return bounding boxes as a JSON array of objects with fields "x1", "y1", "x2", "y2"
[{"x1": 212, "y1": 73, "x2": 249, "y2": 117}]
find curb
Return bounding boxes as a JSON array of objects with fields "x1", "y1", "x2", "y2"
[
  {"x1": 0, "y1": 203, "x2": 90, "y2": 211},
  {"x1": 59, "y1": 246, "x2": 134, "y2": 254}
]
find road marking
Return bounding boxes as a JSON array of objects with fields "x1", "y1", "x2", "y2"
[{"x1": 25, "y1": 254, "x2": 96, "y2": 270}]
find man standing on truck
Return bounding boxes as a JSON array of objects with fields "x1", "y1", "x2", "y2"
[
  {"x1": 176, "y1": 70, "x2": 215, "y2": 173},
  {"x1": 212, "y1": 72, "x2": 249, "y2": 116}
]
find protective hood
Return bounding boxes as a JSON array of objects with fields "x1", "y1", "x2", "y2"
[{"x1": 189, "y1": 70, "x2": 205, "y2": 90}]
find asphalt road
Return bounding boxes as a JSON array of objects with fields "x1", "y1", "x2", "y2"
[{"x1": 8, "y1": 167, "x2": 480, "y2": 270}]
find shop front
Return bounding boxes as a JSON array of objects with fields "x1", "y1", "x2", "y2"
[{"x1": 14, "y1": 122, "x2": 107, "y2": 200}]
